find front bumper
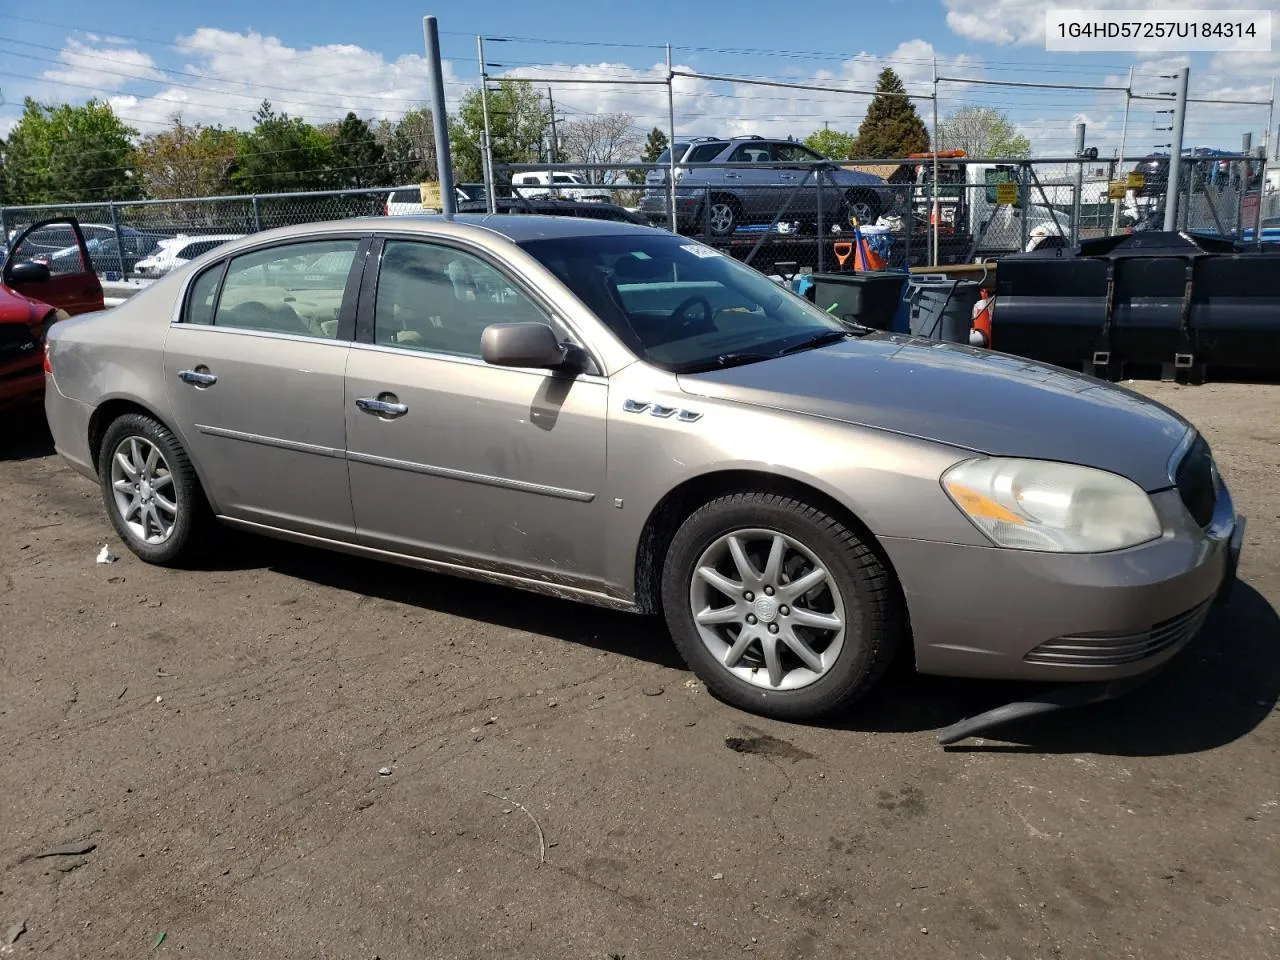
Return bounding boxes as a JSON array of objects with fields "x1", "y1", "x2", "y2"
[{"x1": 879, "y1": 485, "x2": 1243, "y2": 683}]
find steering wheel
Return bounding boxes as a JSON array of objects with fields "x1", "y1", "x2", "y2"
[{"x1": 668, "y1": 295, "x2": 713, "y2": 334}]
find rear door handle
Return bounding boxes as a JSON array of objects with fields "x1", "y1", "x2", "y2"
[
  {"x1": 177, "y1": 368, "x2": 217, "y2": 387},
  {"x1": 356, "y1": 396, "x2": 408, "y2": 418}
]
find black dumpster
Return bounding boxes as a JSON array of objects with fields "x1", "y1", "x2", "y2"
[
  {"x1": 1190, "y1": 253, "x2": 1280, "y2": 373},
  {"x1": 808, "y1": 271, "x2": 908, "y2": 330},
  {"x1": 993, "y1": 255, "x2": 1109, "y2": 371},
  {"x1": 993, "y1": 231, "x2": 1280, "y2": 380}
]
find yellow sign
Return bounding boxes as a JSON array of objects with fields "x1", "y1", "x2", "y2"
[
  {"x1": 419, "y1": 181, "x2": 442, "y2": 209},
  {"x1": 994, "y1": 182, "x2": 1019, "y2": 205},
  {"x1": 1108, "y1": 180, "x2": 1128, "y2": 200},
  {"x1": 1126, "y1": 171, "x2": 1145, "y2": 190}
]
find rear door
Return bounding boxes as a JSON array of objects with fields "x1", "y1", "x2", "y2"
[
  {"x1": 162, "y1": 235, "x2": 370, "y2": 539},
  {"x1": 1, "y1": 218, "x2": 104, "y2": 316}
]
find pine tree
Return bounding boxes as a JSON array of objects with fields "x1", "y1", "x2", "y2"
[
  {"x1": 852, "y1": 68, "x2": 930, "y2": 159},
  {"x1": 629, "y1": 127, "x2": 669, "y2": 183}
]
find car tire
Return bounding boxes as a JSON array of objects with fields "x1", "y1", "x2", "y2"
[
  {"x1": 660, "y1": 491, "x2": 903, "y2": 721},
  {"x1": 97, "y1": 412, "x2": 216, "y2": 568},
  {"x1": 704, "y1": 195, "x2": 740, "y2": 237},
  {"x1": 844, "y1": 189, "x2": 883, "y2": 225}
]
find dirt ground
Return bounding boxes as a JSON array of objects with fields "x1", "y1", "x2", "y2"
[{"x1": 1, "y1": 379, "x2": 1277, "y2": 960}]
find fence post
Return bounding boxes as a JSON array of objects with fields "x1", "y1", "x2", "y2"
[
  {"x1": 0, "y1": 208, "x2": 8, "y2": 249},
  {"x1": 108, "y1": 202, "x2": 127, "y2": 278},
  {"x1": 251, "y1": 195, "x2": 262, "y2": 232},
  {"x1": 1019, "y1": 163, "x2": 1030, "y2": 253},
  {"x1": 901, "y1": 184, "x2": 911, "y2": 269},
  {"x1": 815, "y1": 171, "x2": 824, "y2": 274},
  {"x1": 704, "y1": 184, "x2": 711, "y2": 240}
]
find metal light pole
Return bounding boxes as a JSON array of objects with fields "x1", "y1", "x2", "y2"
[
  {"x1": 477, "y1": 35, "x2": 497, "y2": 214},
  {"x1": 1110, "y1": 65, "x2": 1133, "y2": 235},
  {"x1": 422, "y1": 16, "x2": 456, "y2": 216},
  {"x1": 1162, "y1": 66, "x2": 1190, "y2": 232}
]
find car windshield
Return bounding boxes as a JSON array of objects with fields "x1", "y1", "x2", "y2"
[{"x1": 517, "y1": 232, "x2": 850, "y2": 372}]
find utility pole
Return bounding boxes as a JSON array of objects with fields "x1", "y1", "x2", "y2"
[
  {"x1": 477, "y1": 35, "x2": 496, "y2": 214},
  {"x1": 1072, "y1": 122, "x2": 1086, "y2": 246},
  {"x1": 1162, "y1": 66, "x2": 1190, "y2": 232},
  {"x1": 1111, "y1": 65, "x2": 1133, "y2": 235},
  {"x1": 547, "y1": 86, "x2": 559, "y2": 164},
  {"x1": 422, "y1": 16, "x2": 456, "y2": 215},
  {"x1": 931, "y1": 58, "x2": 940, "y2": 265}
]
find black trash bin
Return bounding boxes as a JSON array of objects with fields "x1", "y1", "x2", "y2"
[{"x1": 808, "y1": 271, "x2": 908, "y2": 330}]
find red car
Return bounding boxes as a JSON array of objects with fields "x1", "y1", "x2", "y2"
[{"x1": 1, "y1": 218, "x2": 105, "y2": 413}]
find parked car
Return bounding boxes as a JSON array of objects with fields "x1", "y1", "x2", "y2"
[
  {"x1": 6, "y1": 222, "x2": 145, "y2": 262},
  {"x1": 1, "y1": 218, "x2": 104, "y2": 414},
  {"x1": 507, "y1": 170, "x2": 611, "y2": 203},
  {"x1": 133, "y1": 234, "x2": 245, "y2": 278},
  {"x1": 641, "y1": 136, "x2": 890, "y2": 236},
  {"x1": 37, "y1": 231, "x2": 172, "y2": 277},
  {"x1": 43, "y1": 215, "x2": 1243, "y2": 729},
  {"x1": 384, "y1": 183, "x2": 488, "y2": 216}
]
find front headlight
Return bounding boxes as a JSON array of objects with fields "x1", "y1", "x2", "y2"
[{"x1": 941, "y1": 457, "x2": 1162, "y2": 553}]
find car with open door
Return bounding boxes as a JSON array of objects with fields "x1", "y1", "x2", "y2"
[
  {"x1": 41, "y1": 214, "x2": 1243, "y2": 743},
  {"x1": 1, "y1": 218, "x2": 105, "y2": 414}
]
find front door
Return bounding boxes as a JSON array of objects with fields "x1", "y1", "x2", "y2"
[
  {"x1": 344, "y1": 237, "x2": 609, "y2": 587},
  {"x1": 163, "y1": 236, "x2": 368, "y2": 539},
  {"x1": 2, "y1": 218, "x2": 105, "y2": 316}
]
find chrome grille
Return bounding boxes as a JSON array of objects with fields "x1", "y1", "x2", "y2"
[
  {"x1": 1024, "y1": 598, "x2": 1214, "y2": 667},
  {"x1": 1175, "y1": 435, "x2": 1216, "y2": 528}
]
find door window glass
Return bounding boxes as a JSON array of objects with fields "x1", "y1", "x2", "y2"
[
  {"x1": 374, "y1": 241, "x2": 549, "y2": 358},
  {"x1": 186, "y1": 265, "x2": 222, "y2": 326},
  {"x1": 212, "y1": 239, "x2": 359, "y2": 338}
]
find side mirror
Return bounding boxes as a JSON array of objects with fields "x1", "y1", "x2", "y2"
[
  {"x1": 481, "y1": 321, "x2": 575, "y2": 370},
  {"x1": 7, "y1": 260, "x2": 51, "y2": 284}
]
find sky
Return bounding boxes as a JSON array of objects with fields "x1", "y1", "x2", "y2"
[{"x1": 2, "y1": 0, "x2": 1279, "y2": 161}]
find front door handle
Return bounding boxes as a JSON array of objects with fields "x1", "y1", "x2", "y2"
[
  {"x1": 178, "y1": 368, "x2": 217, "y2": 387},
  {"x1": 356, "y1": 396, "x2": 408, "y2": 418}
]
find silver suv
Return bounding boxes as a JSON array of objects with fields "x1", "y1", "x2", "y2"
[{"x1": 641, "y1": 136, "x2": 888, "y2": 236}]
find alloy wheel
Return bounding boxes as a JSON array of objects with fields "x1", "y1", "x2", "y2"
[
  {"x1": 109, "y1": 435, "x2": 178, "y2": 545},
  {"x1": 688, "y1": 527, "x2": 846, "y2": 691}
]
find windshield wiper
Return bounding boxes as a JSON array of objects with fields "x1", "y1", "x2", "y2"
[
  {"x1": 669, "y1": 352, "x2": 776, "y2": 374},
  {"x1": 776, "y1": 329, "x2": 859, "y2": 356}
]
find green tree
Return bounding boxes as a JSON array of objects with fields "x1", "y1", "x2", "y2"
[
  {"x1": 1, "y1": 97, "x2": 142, "y2": 204},
  {"x1": 450, "y1": 80, "x2": 550, "y2": 183},
  {"x1": 323, "y1": 112, "x2": 390, "y2": 189},
  {"x1": 851, "y1": 68, "x2": 930, "y2": 159},
  {"x1": 938, "y1": 106, "x2": 1031, "y2": 159},
  {"x1": 804, "y1": 128, "x2": 858, "y2": 160},
  {"x1": 628, "y1": 126, "x2": 669, "y2": 184},
  {"x1": 133, "y1": 114, "x2": 239, "y2": 198},
  {"x1": 380, "y1": 108, "x2": 438, "y2": 185},
  {"x1": 230, "y1": 101, "x2": 337, "y2": 194}
]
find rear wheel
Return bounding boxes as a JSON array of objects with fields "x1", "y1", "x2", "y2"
[
  {"x1": 844, "y1": 189, "x2": 883, "y2": 225},
  {"x1": 97, "y1": 413, "x2": 215, "y2": 567},
  {"x1": 704, "y1": 195, "x2": 740, "y2": 237},
  {"x1": 660, "y1": 491, "x2": 903, "y2": 720}
]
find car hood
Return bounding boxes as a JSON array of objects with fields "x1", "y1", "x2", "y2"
[
  {"x1": 0, "y1": 283, "x2": 51, "y2": 326},
  {"x1": 675, "y1": 333, "x2": 1191, "y2": 491}
]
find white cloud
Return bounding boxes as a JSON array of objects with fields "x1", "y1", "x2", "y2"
[{"x1": 43, "y1": 39, "x2": 165, "y2": 91}]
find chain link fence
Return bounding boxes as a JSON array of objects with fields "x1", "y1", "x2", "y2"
[{"x1": 2, "y1": 156, "x2": 1272, "y2": 290}]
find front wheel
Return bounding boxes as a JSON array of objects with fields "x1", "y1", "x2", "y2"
[
  {"x1": 660, "y1": 491, "x2": 903, "y2": 721},
  {"x1": 97, "y1": 412, "x2": 215, "y2": 567}
]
